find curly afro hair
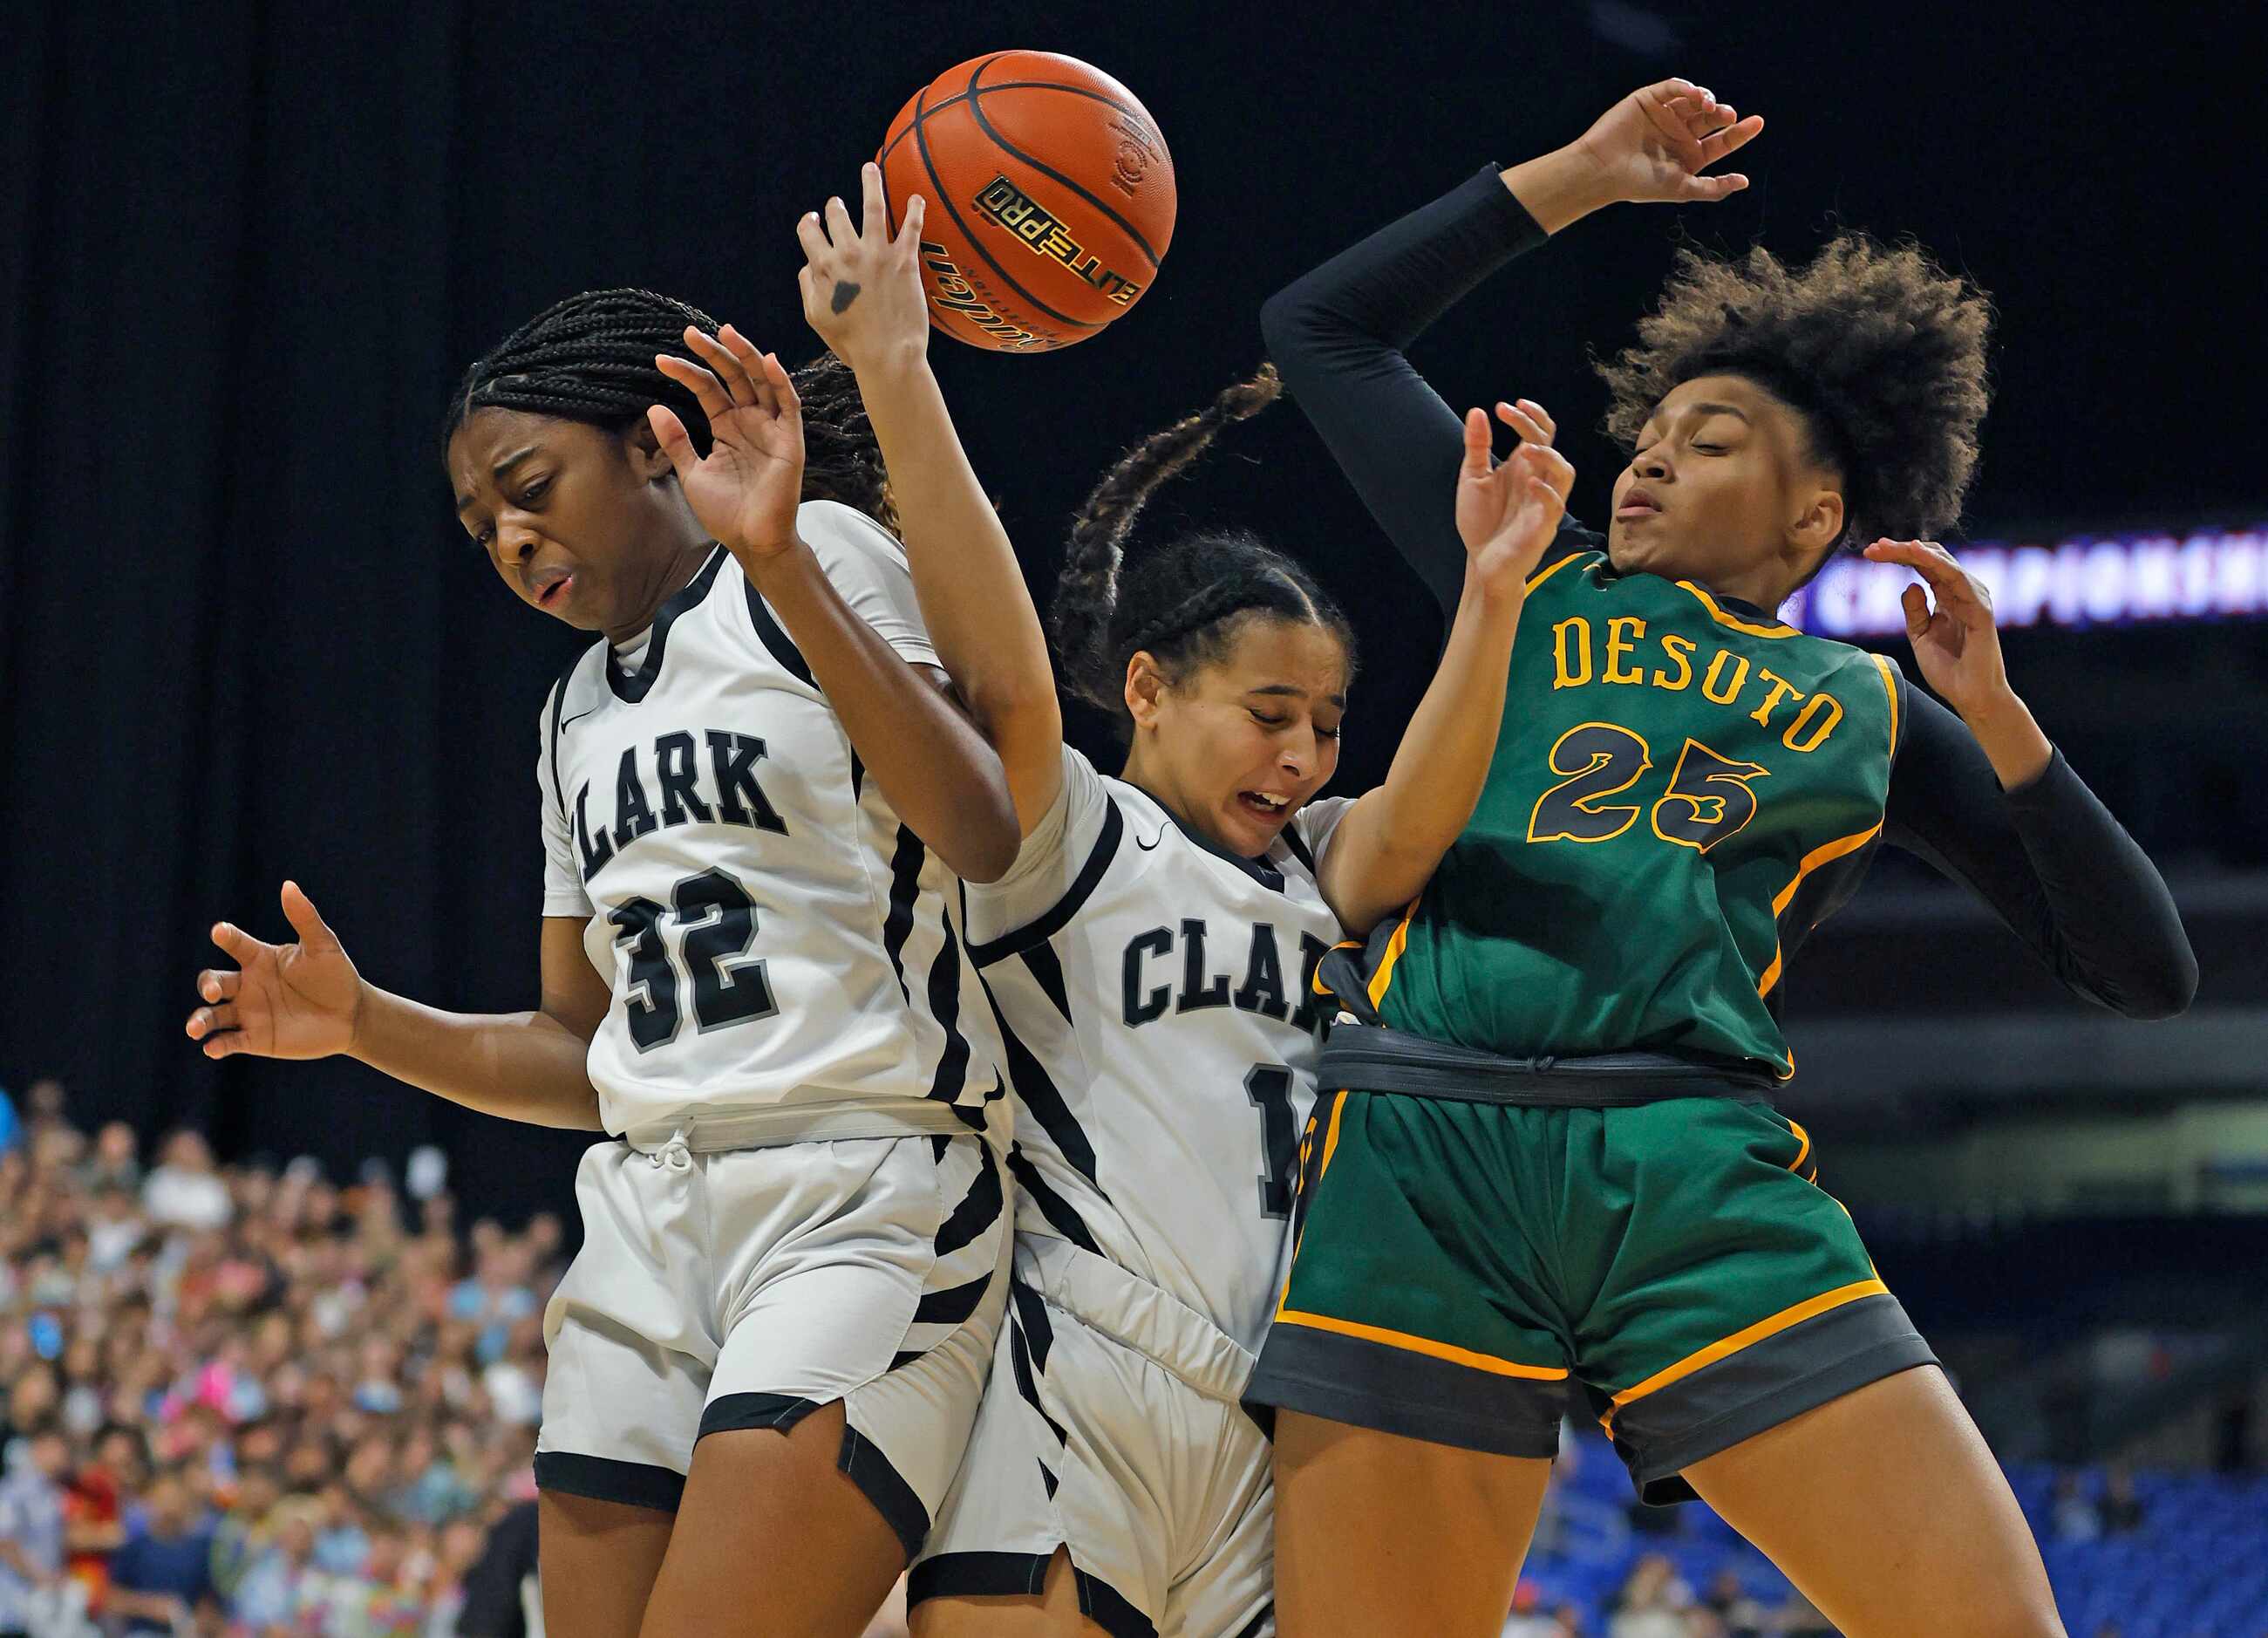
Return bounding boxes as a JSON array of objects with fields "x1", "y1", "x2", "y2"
[{"x1": 1597, "y1": 233, "x2": 1993, "y2": 551}]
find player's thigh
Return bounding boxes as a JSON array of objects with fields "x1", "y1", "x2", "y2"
[
  {"x1": 910, "y1": 1548, "x2": 1106, "y2": 1638},
  {"x1": 538, "y1": 1491, "x2": 674, "y2": 1638},
  {"x1": 637, "y1": 1402, "x2": 908, "y2": 1638},
  {"x1": 1271, "y1": 1410, "x2": 1552, "y2": 1638},
  {"x1": 1682, "y1": 1365, "x2": 2063, "y2": 1638}
]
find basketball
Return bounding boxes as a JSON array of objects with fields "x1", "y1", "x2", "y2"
[{"x1": 876, "y1": 51, "x2": 1175, "y2": 352}]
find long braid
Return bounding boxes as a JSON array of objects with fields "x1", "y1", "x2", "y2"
[
  {"x1": 445, "y1": 289, "x2": 896, "y2": 530},
  {"x1": 1052, "y1": 364, "x2": 1282, "y2": 710}
]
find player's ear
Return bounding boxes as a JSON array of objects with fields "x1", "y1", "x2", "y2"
[
  {"x1": 1786, "y1": 461, "x2": 1845, "y2": 557},
  {"x1": 623, "y1": 419, "x2": 675, "y2": 482},
  {"x1": 1123, "y1": 652, "x2": 1167, "y2": 731}
]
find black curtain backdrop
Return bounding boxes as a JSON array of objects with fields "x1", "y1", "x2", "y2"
[{"x1": 3, "y1": 0, "x2": 2256, "y2": 1225}]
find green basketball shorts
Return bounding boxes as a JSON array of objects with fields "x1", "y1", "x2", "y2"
[{"x1": 1245, "y1": 1089, "x2": 1935, "y2": 1503}]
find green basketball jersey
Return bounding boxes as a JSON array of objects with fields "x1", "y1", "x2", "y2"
[{"x1": 1372, "y1": 546, "x2": 1908, "y2": 1077}]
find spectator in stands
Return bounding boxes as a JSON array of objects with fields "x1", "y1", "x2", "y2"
[
  {"x1": 2100, "y1": 1464, "x2": 2145, "y2": 1533},
  {"x1": 230, "y1": 1502, "x2": 331, "y2": 1633},
  {"x1": 142, "y1": 1131, "x2": 230, "y2": 1233},
  {"x1": 82, "y1": 1123, "x2": 143, "y2": 1197},
  {"x1": 1701, "y1": 1568, "x2": 1767, "y2": 1638},
  {"x1": 63, "y1": 1424, "x2": 143, "y2": 1612},
  {"x1": 2052, "y1": 1471, "x2": 2103, "y2": 1540},
  {"x1": 1502, "y1": 1578, "x2": 1557, "y2": 1636},
  {"x1": 0, "y1": 1429, "x2": 71, "y2": 1638},
  {"x1": 1609, "y1": 1553, "x2": 1692, "y2": 1638},
  {"x1": 105, "y1": 1466, "x2": 217, "y2": 1632}
]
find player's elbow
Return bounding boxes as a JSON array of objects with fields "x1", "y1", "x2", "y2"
[
  {"x1": 937, "y1": 795, "x2": 1023, "y2": 886},
  {"x1": 1259, "y1": 285, "x2": 1325, "y2": 370},
  {"x1": 2119, "y1": 945, "x2": 2199, "y2": 1020}
]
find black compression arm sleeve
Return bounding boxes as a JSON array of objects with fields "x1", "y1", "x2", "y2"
[
  {"x1": 1884, "y1": 688, "x2": 2196, "y2": 1019},
  {"x1": 1261, "y1": 164, "x2": 1587, "y2": 618}
]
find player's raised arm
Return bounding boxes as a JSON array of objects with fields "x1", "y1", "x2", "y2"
[
  {"x1": 184, "y1": 884, "x2": 608, "y2": 1129},
  {"x1": 794, "y1": 164, "x2": 1066, "y2": 836},
  {"x1": 649, "y1": 322, "x2": 1022, "y2": 881},
  {"x1": 1318, "y1": 401, "x2": 1575, "y2": 934},
  {"x1": 1260, "y1": 78, "x2": 1760, "y2": 616}
]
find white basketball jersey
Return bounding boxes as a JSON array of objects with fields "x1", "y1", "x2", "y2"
[
  {"x1": 964, "y1": 746, "x2": 1354, "y2": 1355},
  {"x1": 537, "y1": 502, "x2": 1001, "y2": 1147}
]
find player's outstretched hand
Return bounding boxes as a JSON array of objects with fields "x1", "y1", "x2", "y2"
[
  {"x1": 797, "y1": 162, "x2": 932, "y2": 372},
  {"x1": 1863, "y1": 539, "x2": 2014, "y2": 718},
  {"x1": 186, "y1": 882, "x2": 362, "y2": 1061},
  {"x1": 1570, "y1": 78, "x2": 1764, "y2": 208},
  {"x1": 650, "y1": 325, "x2": 807, "y2": 563},
  {"x1": 1457, "y1": 398, "x2": 1576, "y2": 594}
]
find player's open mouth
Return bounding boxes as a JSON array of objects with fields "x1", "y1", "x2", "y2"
[
  {"x1": 534, "y1": 571, "x2": 576, "y2": 609},
  {"x1": 1237, "y1": 791, "x2": 1291, "y2": 820}
]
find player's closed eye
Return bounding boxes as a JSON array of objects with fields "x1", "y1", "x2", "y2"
[{"x1": 1251, "y1": 709, "x2": 1341, "y2": 741}]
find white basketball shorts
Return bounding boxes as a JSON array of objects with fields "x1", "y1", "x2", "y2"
[
  {"x1": 535, "y1": 1130, "x2": 1009, "y2": 1560},
  {"x1": 910, "y1": 1235, "x2": 1275, "y2": 1637}
]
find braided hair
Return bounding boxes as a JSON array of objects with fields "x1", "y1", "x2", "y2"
[
  {"x1": 1052, "y1": 365, "x2": 1357, "y2": 731},
  {"x1": 444, "y1": 288, "x2": 897, "y2": 531}
]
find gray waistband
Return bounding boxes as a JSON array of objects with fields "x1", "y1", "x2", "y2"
[
  {"x1": 619, "y1": 1099, "x2": 975, "y2": 1155},
  {"x1": 1319, "y1": 1024, "x2": 1778, "y2": 1107}
]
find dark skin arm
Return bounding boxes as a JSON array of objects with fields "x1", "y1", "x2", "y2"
[
  {"x1": 650, "y1": 324, "x2": 1020, "y2": 882},
  {"x1": 186, "y1": 886, "x2": 609, "y2": 1129}
]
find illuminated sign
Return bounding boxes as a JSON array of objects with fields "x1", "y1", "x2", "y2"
[{"x1": 1781, "y1": 526, "x2": 2268, "y2": 635}]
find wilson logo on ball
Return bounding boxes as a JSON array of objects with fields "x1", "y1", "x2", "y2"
[
  {"x1": 918, "y1": 240, "x2": 1052, "y2": 351},
  {"x1": 973, "y1": 177, "x2": 1146, "y2": 307}
]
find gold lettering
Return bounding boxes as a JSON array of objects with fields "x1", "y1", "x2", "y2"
[
  {"x1": 1552, "y1": 618, "x2": 1592, "y2": 689},
  {"x1": 1748, "y1": 668, "x2": 1804, "y2": 728},
  {"x1": 1652, "y1": 633, "x2": 1696, "y2": 691},
  {"x1": 1700, "y1": 650, "x2": 1749, "y2": 705},
  {"x1": 1604, "y1": 618, "x2": 1646, "y2": 685},
  {"x1": 1782, "y1": 693, "x2": 1844, "y2": 752}
]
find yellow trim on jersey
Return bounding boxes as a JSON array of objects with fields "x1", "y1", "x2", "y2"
[
  {"x1": 1313, "y1": 938, "x2": 1360, "y2": 999},
  {"x1": 1870, "y1": 652, "x2": 1903, "y2": 754},
  {"x1": 1273, "y1": 1309, "x2": 1571, "y2": 1381},
  {"x1": 1676, "y1": 580, "x2": 1800, "y2": 639},
  {"x1": 1598, "y1": 1277, "x2": 1890, "y2": 1431},
  {"x1": 1755, "y1": 822, "x2": 1884, "y2": 1001},
  {"x1": 1525, "y1": 551, "x2": 1587, "y2": 595},
  {"x1": 1786, "y1": 1118, "x2": 1813, "y2": 1176},
  {"x1": 1366, "y1": 898, "x2": 1420, "y2": 1009},
  {"x1": 1319, "y1": 1090, "x2": 1347, "y2": 1181}
]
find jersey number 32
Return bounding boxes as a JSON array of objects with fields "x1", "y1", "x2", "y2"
[{"x1": 607, "y1": 867, "x2": 777, "y2": 1050}]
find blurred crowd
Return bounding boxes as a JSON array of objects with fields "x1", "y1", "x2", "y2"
[
  {"x1": 1498, "y1": 1553, "x2": 1840, "y2": 1638},
  {"x1": 0, "y1": 1075, "x2": 2201, "y2": 1638},
  {"x1": 0, "y1": 1078, "x2": 555, "y2": 1637}
]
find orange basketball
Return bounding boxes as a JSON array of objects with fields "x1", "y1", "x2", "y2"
[{"x1": 876, "y1": 51, "x2": 1175, "y2": 352}]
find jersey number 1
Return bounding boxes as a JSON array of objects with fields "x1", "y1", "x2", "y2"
[
  {"x1": 608, "y1": 867, "x2": 778, "y2": 1051},
  {"x1": 1246, "y1": 1064, "x2": 1297, "y2": 1219}
]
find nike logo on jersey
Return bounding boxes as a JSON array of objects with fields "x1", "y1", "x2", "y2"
[
  {"x1": 1135, "y1": 829, "x2": 1165, "y2": 850},
  {"x1": 1121, "y1": 918, "x2": 1332, "y2": 1034},
  {"x1": 573, "y1": 729, "x2": 789, "y2": 882},
  {"x1": 560, "y1": 706, "x2": 599, "y2": 730}
]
